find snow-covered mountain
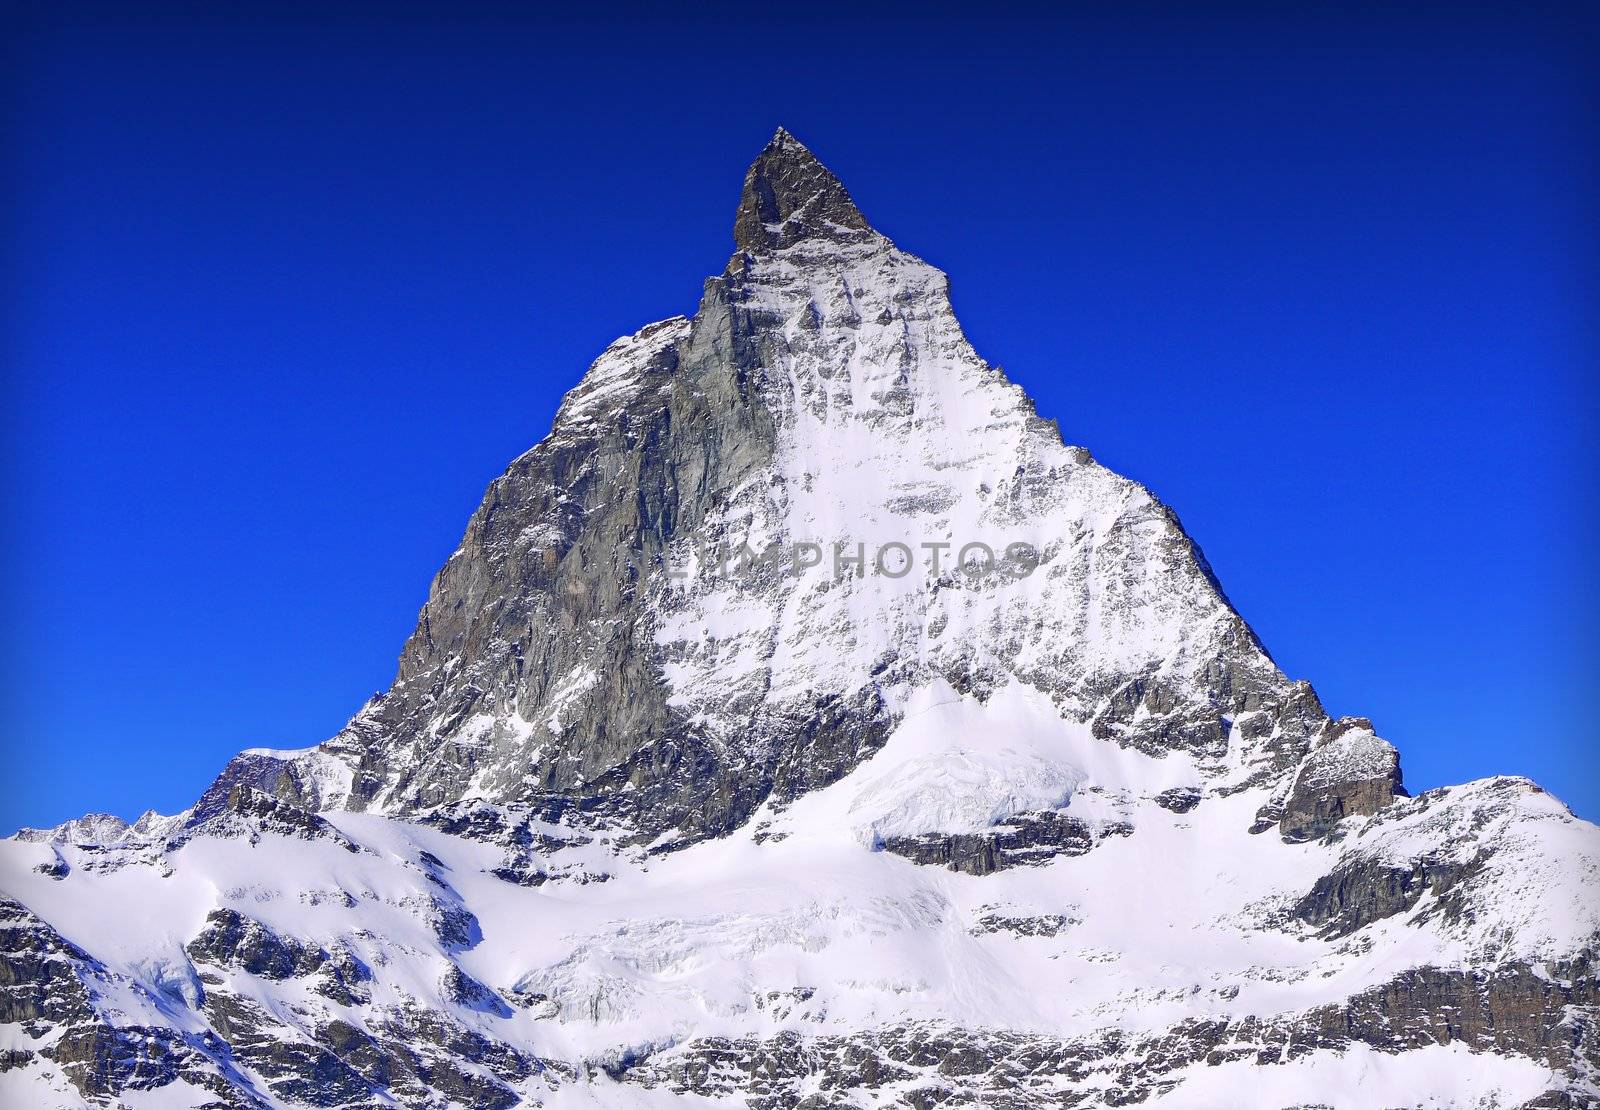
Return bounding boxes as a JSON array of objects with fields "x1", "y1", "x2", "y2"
[{"x1": 3, "y1": 129, "x2": 1596, "y2": 1109}]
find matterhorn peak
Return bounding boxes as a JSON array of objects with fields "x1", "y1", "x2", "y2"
[
  {"x1": 732, "y1": 126, "x2": 875, "y2": 251},
  {"x1": 4, "y1": 130, "x2": 1597, "y2": 1110}
]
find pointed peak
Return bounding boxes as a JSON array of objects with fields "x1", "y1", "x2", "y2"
[
  {"x1": 733, "y1": 128, "x2": 874, "y2": 253},
  {"x1": 765, "y1": 126, "x2": 808, "y2": 154}
]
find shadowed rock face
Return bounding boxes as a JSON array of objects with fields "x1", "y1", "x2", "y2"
[
  {"x1": 1292, "y1": 855, "x2": 1464, "y2": 937},
  {"x1": 4, "y1": 132, "x2": 1595, "y2": 1110},
  {"x1": 0, "y1": 898, "x2": 262, "y2": 1107},
  {"x1": 882, "y1": 811, "x2": 1133, "y2": 875},
  {"x1": 187, "y1": 908, "x2": 372, "y2": 1004},
  {"x1": 733, "y1": 127, "x2": 875, "y2": 252}
]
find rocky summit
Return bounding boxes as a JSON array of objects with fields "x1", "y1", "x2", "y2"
[{"x1": 3, "y1": 129, "x2": 1597, "y2": 1110}]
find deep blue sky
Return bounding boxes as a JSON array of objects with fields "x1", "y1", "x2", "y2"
[{"x1": 4, "y1": 3, "x2": 1595, "y2": 832}]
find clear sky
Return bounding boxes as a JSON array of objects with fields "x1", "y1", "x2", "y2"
[{"x1": 4, "y1": 2, "x2": 1595, "y2": 832}]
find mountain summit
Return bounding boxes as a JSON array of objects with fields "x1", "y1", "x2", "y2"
[
  {"x1": 3, "y1": 131, "x2": 1596, "y2": 1110},
  {"x1": 733, "y1": 126, "x2": 875, "y2": 250}
]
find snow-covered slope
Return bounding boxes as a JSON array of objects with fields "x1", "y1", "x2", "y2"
[{"x1": 3, "y1": 129, "x2": 1596, "y2": 1109}]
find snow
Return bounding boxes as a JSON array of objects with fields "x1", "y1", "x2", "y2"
[
  {"x1": 535, "y1": 1080, "x2": 743, "y2": 1109},
  {"x1": 790, "y1": 680, "x2": 1188, "y2": 844},
  {"x1": 119, "y1": 1078, "x2": 243, "y2": 1110},
  {"x1": 551, "y1": 316, "x2": 692, "y2": 435},
  {"x1": 647, "y1": 228, "x2": 1285, "y2": 786},
  {"x1": 543, "y1": 668, "x2": 600, "y2": 734},
  {"x1": 3, "y1": 682, "x2": 1595, "y2": 1106},
  {"x1": 14, "y1": 812, "x2": 130, "y2": 845},
  {"x1": 1148, "y1": 1042, "x2": 1555, "y2": 1109},
  {"x1": 1327, "y1": 775, "x2": 1600, "y2": 961},
  {"x1": 0, "y1": 1060, "x2": 88, "y2": 1110}
]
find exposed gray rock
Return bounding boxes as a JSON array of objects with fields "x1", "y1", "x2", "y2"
[
  {"x1": 1292, "y1": 854, "x2": 1468, "y2": 938},
  {"x1": 733, "y1": 127, "x2": 874, "y2": 253},
  {"x1": 1279, "y1": 717, "x2": 1405, "y2": 842},
  {"x1": 0, "y1": 898, "x2": 264, "y2": 1107},
  {"x1": 970, "y1": 909, "x2": 1077, "y2": 938},
  {"x1": 882, "y1": 811, "x2": 1133, "y2": 875},
  {"x1": 183, "y1": 784, "x2": 361, "y2": 853},
  {"x1": 1154, "y1": 786, "x2": 1202, "y2": 813},
  {"x1": 606, "y1": 959, "x2": 1600, "y2": 1109},
  {"x1": 186, "y1": 908, "x2": 372, "y2": 1005},
  {"x1": 13, "y1": 813, "x2": 130, "y2": 847}
]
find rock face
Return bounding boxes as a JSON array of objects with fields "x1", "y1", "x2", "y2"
[
  {"x1": 2, "y1": 130, "x2": 1597, "y2": 1109},
  {"x1": 734, "y1": 126, "x2": 875, "y2": 252},
  {"x1": 881, "y1": 811, "x2": 1133, "y2": 876},
  {"x1": 1277, "y1": 718, "x2": 1405, "y2": 842}
]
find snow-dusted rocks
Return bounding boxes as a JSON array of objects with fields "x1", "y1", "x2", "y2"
[
  {"x1": 3, "y1": 129, "x2": 1596, "y2": 1108},
  {"x1": 1276, "y1": 718, "x2": 1404, "y2": 843}
]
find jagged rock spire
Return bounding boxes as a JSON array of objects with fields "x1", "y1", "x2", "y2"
[{"x1": 732, "y1": 127, "x2": 874, "y2": 252}]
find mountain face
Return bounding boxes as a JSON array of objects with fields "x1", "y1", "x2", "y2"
[{"x1": 2, "y1": 129, "x2": 1596, "y2": 1110}]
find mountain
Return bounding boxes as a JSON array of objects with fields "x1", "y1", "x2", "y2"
[{"x1": 3, "y1": 128, "x2": 1596, "y2": 1110}]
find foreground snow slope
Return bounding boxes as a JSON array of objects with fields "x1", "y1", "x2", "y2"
[{"x1": 3, "y1": 721, "x2": 1595, "y2": 1107}]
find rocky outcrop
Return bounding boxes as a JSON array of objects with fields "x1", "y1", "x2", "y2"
[
  {"x1": 970, "y1": 909, "x2": 1077, "y2": 937},
  {"x1": 1298, "y1": 958, "x2": 1600, "y2": 1075},
  {"x1": 1292, "y1": 853, "x2": 1469, "y2": 937},
  {"x1": 185, "y1": 784, "x2": 362, "y2": 852},
  {"x1": 881, "y1": 811, "x2": 1133, "y2": 875},
  {"x1": 187, "y1": 909, "x2": 372, "y2": 1005},
  {"x1": 606, "y1": 971, "x2": 1600, "y2": 1109},
  {"x1": 1154, "y1": 786, "x2": 1202, "y2": 813},
  {"x1": 1278, "y1": 718, "x2": 1404, "y2": 841},
  {"x1": 12, "y1": 814, "x2": 130, "y2": 847},
  {"x1": 0, "y1": 898, "x2": 261, "y2": 1107}
]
